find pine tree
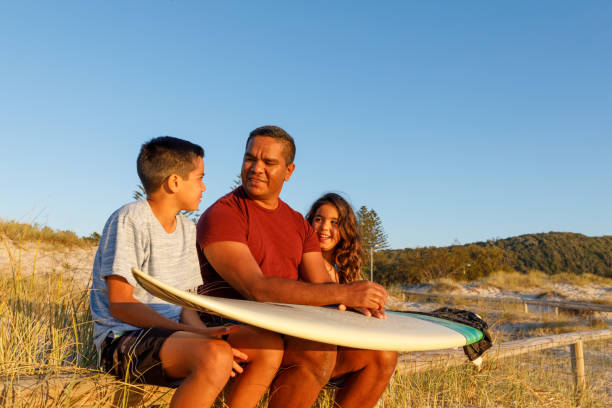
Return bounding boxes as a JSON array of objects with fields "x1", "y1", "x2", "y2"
[
  {"x1": 357, "y1": 206, "x2": 389, "y2": 280},
  {"x1": 357, "y1": 206, "x2": 389, "y2": 251},
  {"x1": 230, "y1": 174, "x2": 242, "y2": 190}
]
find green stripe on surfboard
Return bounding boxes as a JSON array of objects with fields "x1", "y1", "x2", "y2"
[{"x1": 408, "y1": 314, "x2": 483, "y2": 345}]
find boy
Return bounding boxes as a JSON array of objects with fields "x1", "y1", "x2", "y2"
[{"x1": 90, "y1": 136, "x2": 282, "y2": 408}]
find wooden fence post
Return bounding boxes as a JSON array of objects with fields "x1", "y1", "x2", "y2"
[
  {"x1": 570, "y1": 340, "x2": 585, "y2": 392},
  {"x1": 523, "y1": 302, "x2": 529, "y2": 314}
]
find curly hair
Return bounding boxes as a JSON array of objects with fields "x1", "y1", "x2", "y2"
[{"x1": 305, "y1": 193, "x2": 362, "y2": 283}]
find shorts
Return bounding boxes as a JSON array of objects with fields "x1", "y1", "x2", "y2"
[
  {"x1": 198, "y1": 312, "x2": 242, "y2": 327},
  {"x1": 327, "y1": 375, "x2": 347, "y2": 389},
  {"x1": 100, "y1": 327, "x2": 181, "y2": 387}
]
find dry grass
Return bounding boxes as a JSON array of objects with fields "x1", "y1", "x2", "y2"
[
  {"x1": 1, "y1": 233, "x2": 611, "y2": 407},
  {"x1": 550, "y1": 271, "x2": 612, "y2": 287},
  {"x1": 478, "y1": 269, "x2": 552, "y2": 290},
  {"x1": 478, "y1": 269, "x2": 612, "y2": 292},
  {"x1": 429, "y1": 277, "x2": 463, "y2": 293},
  {"x1": 0, "y1": 261, "x2": 97, "y2": 377},
  {"x1": 0, "y1": 219, "x2": 98, "y2": 249}
]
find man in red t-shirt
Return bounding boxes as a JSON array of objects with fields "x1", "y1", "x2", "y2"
[{"x1": 197, "y1": 125, "x2": 397, "y2": 408}]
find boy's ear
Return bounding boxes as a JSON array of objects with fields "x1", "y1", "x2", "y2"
[{"x1": 166, "y1": 174, "x2": 182, "y2": 193}]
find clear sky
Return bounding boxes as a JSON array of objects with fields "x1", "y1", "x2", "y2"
[{"x1": 1, "y1": 1, "x2": 610, "y2": 249}]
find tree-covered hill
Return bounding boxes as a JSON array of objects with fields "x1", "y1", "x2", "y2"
[
  {"x1": 481, "y1": 232, "x2": 612, "y2": 277},
  {"x1": 371, "y1": 232, "x2": 612, "y2": 285}
]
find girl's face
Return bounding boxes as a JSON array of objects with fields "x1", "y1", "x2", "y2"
[{"x1": 312, "y1": 203, "x2": 341, "y2": 253}]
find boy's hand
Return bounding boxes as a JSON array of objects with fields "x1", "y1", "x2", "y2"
[
  {"x1": 193, "y1": 324, "x2": 239, "y2": 338},
  {"x1": 230, "y1": 346, "x2": 248, "y2": 377},
  {"x1": 191, "y1": 324, "x2": 248, "y2": 377}
]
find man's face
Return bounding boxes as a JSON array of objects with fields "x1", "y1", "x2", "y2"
[
  {"x1": 241, "y1": 136, "x2": 295, "y2": 208},
  {"x1": 177, "y1": 157, "x2": 206, "y2": 212}
]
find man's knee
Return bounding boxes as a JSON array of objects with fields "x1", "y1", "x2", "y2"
[
  {"x1": 375, "y1": 350, "x2": 398, "y2": 376},
  {"x1": 283, "y1": 340, "x2": 337, "y2": 385}
]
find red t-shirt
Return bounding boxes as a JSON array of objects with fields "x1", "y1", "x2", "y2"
[{"x1": 196, "y1": 187, "x2": 320, "y2": 299}]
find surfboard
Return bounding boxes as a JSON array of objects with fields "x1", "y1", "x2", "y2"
[{"x1": 132, "y1": 268, "x2": 483, "y2": 352}]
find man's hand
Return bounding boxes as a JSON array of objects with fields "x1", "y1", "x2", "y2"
[
  {"x1": 340, "y1": 280, "x2": 388, "y2": 313},
  {"x1": 337, "y1": 304, "x2": 387, "y2": 319}
]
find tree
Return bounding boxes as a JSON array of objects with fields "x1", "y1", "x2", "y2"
[
  {"x1": 133, "y1": 184, "x2": 201, "y2": 224},
  {"x1": 357, "y1": 206, "x2": 389, "y2": 251},
  {"x1": 230, "y1": 174, "x2": 241, "y2": 190},
  {"x1": 357, "y1": 206, "x2": 389, "y2": 280}
]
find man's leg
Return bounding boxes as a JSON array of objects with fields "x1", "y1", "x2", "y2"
[
  {"x1": 160, "y1": 331, "x2": 234, "y2": 408},
  {"x1": 225, "y1": 326, "x2": 284, "y2": 408},
  {"x1": 268, "y1": 336, "x2": 337, "y2": 408},
  {"x1": 330, "y1": 348, "x2": 398, "y2": 408}
]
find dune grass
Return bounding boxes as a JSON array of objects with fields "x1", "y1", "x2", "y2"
[
  {"x1": 0, "y1": 258, "x2": 97, "y2": 376},
  {"x1": 1, "y1": 239, "x2": 611, "y2": 407},
  {"x1": 0, "y1": 219, "x2": 99, "y2": 249},
  {"x1": 478, "y1": 269, "x2": 612, "y2": 293}
]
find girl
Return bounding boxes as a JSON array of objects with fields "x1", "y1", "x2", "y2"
[
  {"x1": 305, "y1": 192, "x2": 362, "y2": 284},
  {"x1": 305, "y1": 193, "x2": 397, "y2": 408}
]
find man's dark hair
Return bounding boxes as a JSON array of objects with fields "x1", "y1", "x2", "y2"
[
  {"x1": 137, "y1": 136, "x2": 204, "y2": 195},
  {"x1": 246, "y1": 125, "x2": 296, "y2": 165}
]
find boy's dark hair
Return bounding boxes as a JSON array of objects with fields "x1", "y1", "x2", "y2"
[
  {"x1": 246, "y1": 125, "x2": 296, "y2": 165},
  {"x1": 137, "y1": 136, "x2": 204, "y2": 195}
]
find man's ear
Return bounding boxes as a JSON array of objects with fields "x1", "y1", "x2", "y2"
[
  {"x1": 284, "y1": 163, "x2": 296, "y2": 182},
  {"x1": 166, "y1": 174, "x2": 181, "y2": 193}
]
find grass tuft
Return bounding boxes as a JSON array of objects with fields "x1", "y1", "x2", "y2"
[
  {"x1": 0, "y1": 219, "x2": 99, "y2": 249},
  {"x1": 429, "y1": 277, "x2": 463, "y2": 293},
  {"x1": 478, "y1": 269, "x2": 551, "y2": 290}
]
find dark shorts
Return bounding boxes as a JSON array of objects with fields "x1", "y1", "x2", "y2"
[
  {"x1": 100, "y1": 328, "x2": 181, "y2": 387},
  {"x1": 198, "y1": 312, "x2": 242, "y2": 327}
]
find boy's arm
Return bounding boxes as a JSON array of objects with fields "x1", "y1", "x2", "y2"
[
  {"x1": 179, "y1": 307, "x2": 208, "y2": 329},
  {"x1": 107, "y1": 275, "x2": 233, "y2": 337}
]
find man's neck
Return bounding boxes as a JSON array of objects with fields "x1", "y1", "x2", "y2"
[
  {"x1": 252, "y1": 198, "x2": 280, "y2": 210},
  {"x1": 241, "y1": 188, "x2": 280, "y2": 210},
  {"x1": 146, "y1": 197, "x2": 178, "y2": 233}
]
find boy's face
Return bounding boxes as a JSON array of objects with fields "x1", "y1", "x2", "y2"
[{"x1": 177, "y1": 157, "x2": 206, "y2": 212}]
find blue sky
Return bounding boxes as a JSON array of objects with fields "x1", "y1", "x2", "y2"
[{"x1": 1, "y1": 1, "x2": 610, "y2": 249}]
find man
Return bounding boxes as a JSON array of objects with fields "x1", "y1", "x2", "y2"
[
  {"x1": 197, "y1": 126, "x2": 397, "y2": 408},
  {"x1": 90, "y1": 136, "x2": 282, "y2": 408}
]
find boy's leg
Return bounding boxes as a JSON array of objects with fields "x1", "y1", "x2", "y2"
[
  {"x1": 329, "y1": 347, "x2": 398, "y2": 408},
  {"x1": 160, "y1": 331, "x2": 234, "y2": 408},
  {"x1": 225, "y1": 326, "x2": 284, "y2": 408}
]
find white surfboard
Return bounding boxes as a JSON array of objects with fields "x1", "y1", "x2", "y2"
[{"x1": 132, "y1": 268, "x2": 482, "y2": 352}]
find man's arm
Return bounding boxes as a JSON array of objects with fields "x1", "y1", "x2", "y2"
[
  {"x1": 300, "y1": 251, "x2": 387, "y2": 318},
  {"x1": 203, "y1": 241, "x2": 388, "y2": 310}
]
